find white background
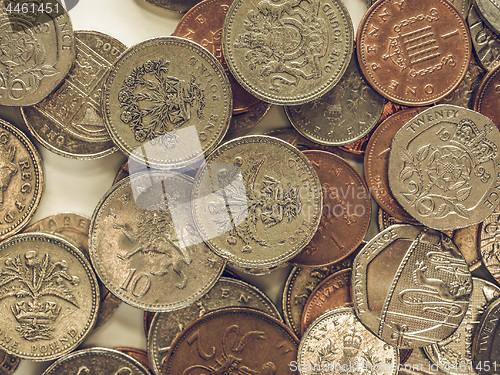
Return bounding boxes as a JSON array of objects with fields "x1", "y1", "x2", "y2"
[{"x1": 3, "y1": 0, "x2": 373, "y2": 373}]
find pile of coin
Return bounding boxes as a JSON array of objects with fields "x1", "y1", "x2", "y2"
[{"x1": 2, "y1": 0, "x2": 500, "y2": 374}]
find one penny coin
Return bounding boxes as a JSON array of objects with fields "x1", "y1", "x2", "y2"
[
  {"x1": 474, "y1": 63, "x2": 500, "y2": 130},
  {"x1": 357, "y1": 0, "x2": 471, "y2": 106}
]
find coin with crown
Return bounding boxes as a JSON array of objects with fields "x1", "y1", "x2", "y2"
[{"x1": 388, "y1": 105, "x2": 500, "y2": 230}]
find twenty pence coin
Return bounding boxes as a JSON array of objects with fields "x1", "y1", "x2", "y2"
[{"x1": 472, "y1": 297, "x2": 500, "y2": 375}]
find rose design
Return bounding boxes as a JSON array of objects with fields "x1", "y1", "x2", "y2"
[
  {"x1": 427, "y1": 146, "x2": 472, "y2": 192},
  {"x1": 120, "y1": 111, "x2": 133, "y2": 124},
  {"x1": 0, "y1": 31, "x2": 36, "y2": 67}
]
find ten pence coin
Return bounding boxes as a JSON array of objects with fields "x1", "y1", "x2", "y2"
[
  {"x1": 388, "y1": 105, "x2": 500, "y2": 230},
  {"x1": 0, "y1": 1, "x2": 74, "y2": 106},
  {"x1": 162, "y1": 308, "x2": 298, "y2": 375},
  {"x1": 103, "y1": 36, "x2": 232, "y2": 169},
  {"x1": 353, "y1": 225, "x2": 472, "y2": 349},
  {"x1": 468, "y1": 6, "x2": 500, "y2": 71},
  {"x1": 191, "y1": 135, "x2": 323, "y2": 270},
  {"x1": 89, "y1": 171, "x2": 225, "y2": 311},
  {"x1": 357, "y1": 0, "x2": 471, "y2": 106},
  {"x1": 223, "y1": 0, "x2": 354, "y2": 105},
  {"x1": 42, "y1": 347, "x2": 151, "y2": 375},
  {"x1": 474, "y1": 0, "x2": 500, "y2": 37},
  {"x1": 0, "y1": 233, "x2": 99, "y2": 361},
  {"x1": 478, "y1": 208, "x2": 500, "y2": 283}
]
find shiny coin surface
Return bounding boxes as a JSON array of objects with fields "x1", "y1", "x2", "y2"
[
  {"x1": 298, "y1": 307, "x2": 400, "y2": 375},
  {"x1": 474, "y1": 63, "x2": 500, "y2": 130},
  {"x1": 192, "y1": 135, "x2": 322, "y2": 270},
  {"x1": 468, "y1": 6, "x2": 500, "y2": 71},
  {"x1": 285, "y1": 50, "x2": 384, "y2": 146},
  {"x1": 474, "y1": 0, "x2": 500, "y2": 37},
  {"x1": 353, "y1": 225, "x2": 472, "y2": 349},
  {"x1": 23, "y1": 213, "x2": 121, "y2": 331},
  {"x1": 103, "y1": 36, "x2": 232, "y2": 169},
  {"x1": 139, "y1": 0, "x2": 202, "y2": 13},
  {"x1": 389, "y1": 105, "x2": 500, "y2": 230},
  {"x1": 0, "y1": 1, "x2": 74, "y2": 106},
  {"x1": 472, "y1": 297, "x2": 500, "y2": 374},
  {"x1": 174, "y1": 0, "x2": 262, "y2": 114},
  {"x1": 283, "y1": 250, "x2": 359, "y2": 338},
  {"x1": 0, "y1": 233, "x2": 99, "y2": 361},
  {"x1": 42, "y1": 347, "x2": 151, "y2": 375},
  {"x1": 265, "y1": 128, "x2": 340, "y2": 155},
  {"x1": 148, "y1": 276, "x2": 280, "y2": 375},
  {"x1": 424, "y1": 278, "x2": 500, "y2": 375},
  {"x1": 290, "y1": 151, "x2": 371, "y2": 268},
  {"x1": 163, "y1": 307, "x2": 298, "y2": 375},
  {"x1": 300, "y1": 268, "x2": 352, "y2": 335},
  {"x1": 0, "y1": 119, "x2": 43, "y2": 241},
  {"x1": 440, "y1": 57, "x2": 484, "y2": 109},
  {"x1": 478, "y1": 208, "x2": 500, "y2": 283},
  {"x1": 366, "y1": 0, "x2": 471, "y2": 19},
  {"x1": 22, "y1": 30, "x2": 124, "y2": 159},
  {"x1": 358, "y1": 0, "x2": 471, "y2": 106},
  {"x1": 226, "y1": 102, "x2": 271, "y2": 138},
  {"x1": 116, "y1": 347, "x2": 152, "y2": 372},
  {"x1": 223, "y1": 0, "x2": 353, "y2": 105},
  {"x1": 90, "y1": 171, "x2": 225, "y2": 311},
  {"x1": 0, "y1": 351, "x2": 19, "y2": 375},
  {"x1": 365, "y1": 108, "x2": 425, "y2": 224}
]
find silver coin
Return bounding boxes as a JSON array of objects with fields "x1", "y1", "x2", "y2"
[
  {"x1": 285, "y1": 49, "x2": 384, "y2": 146},
  {"x1": 388, "y1": 105, "x2": 500, "y2": 230},
  {"x1": 223, "y1": 0, "x2": 354, "y2": 105},
  {"x1": 42, "y1": 347, "x2": 151, "y2": 375},
  {"x1": 468, "y1": 6, "x2": 500, "y2": 71},
  {"x1": 89, "y1": 170, "x2": 225, "y2": 312},
  {"x1": 474, "y1": 0, "x2": 500, "y2": 37},
  {"x1": 0, "y1": 233, "x2": 99, "y2": 361},
  {"x1": 192, "y1": 135, "x2": 323, "y2": 270},
  {"x1": 0, "y1": 1, "x2": 74, "y2": 106},
  {"x1": 424, "y1": 278, "x2": 500, "y2": 375},
  {"x1": 298, "y1": 307, "x2": 400, "y2": 375},
  {"x1": 138, "y1": 0, "x2": 202, "y2": 14},
  {"x1": 147, "y1": 276, "x2": 281, "y2": 375}
]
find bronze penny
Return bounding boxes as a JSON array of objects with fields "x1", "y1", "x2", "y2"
[
  {"x1": 162, "y1": 307, "x2": 298, "y2": 375},
  {"x1": 116, "y1": 347, "x2": 152, "y2": 372},
  {"x1": 225, "y1": 102, "x2": 272, "y2": 138},
  {"x1": 138, "y1": 0, "x2": 202, "y2": 14},
  {"x1": 23, "y1": 213, "x2": 121, "y2": 331},
  {"x1": 300, "y1": 268, "x2": 352, "y2": 335},
  {"x1": 365, "y1": 108, "x2": 426, "y2": 224},
  {"x1": 174, "y1": 0, "x2": 262, "y2": 114},
  {"x1": 357, "y1": 0, "x2": 471, "y2": 106},
  {"x1": 265, "y1": 128, "x2": 340, "y2": 155},
  {"x1": 0, "y1": 351, "x2": 19, "y2": 375},
  {"x1": 474, "y1": 62, "x2": 500, "y2": 130},
  {"x1": 472, "y1": 298, "x2": 500, "y2": 375},
  {"x1": 339, "y1": 101, "x2": 408, "y2": 155},
  {"x1": 289, "y1": 151, "x2": 371, "y2": 268}
]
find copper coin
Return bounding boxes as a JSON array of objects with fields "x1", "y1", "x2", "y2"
[
  {"x1": 23, "y1": 213, "x2": 121, "y2": 331},
  {"x1": 174, "y1": 0, "x2": 262, "y2": 114},
  {"x1": 365, "y1": 108, "x2": 426, "y2": 224},
  {"x1": 472, "y1": 297, "x2": 500, "y2": 374},
  {"x1": 0, "y1": 351, "x2": 19, "y2": 375},
  {"x1": 357, "y1": 0, "x2": 471, "y2": 106},
  {"x1": 474, "y1": 63, "x2": 500, "y2": 130},
  {"x1": 289, "y1": 151, "x2": 371, "y2": 267},
  {"x1": 339, "y1": 101, "x2": 408, "y2": 155},
  {"x1": 116, "y1": 347, "x2": 152, "y2": 372},
  {"x1": 265, "y1": 128, "x2": 340, "y2": 155},
  {"x1": 162, "y1": 307, "x2": 298, "y2": 375},
  {"x1": 300, "y1": 268, "x2": 352, "y2": 335},
  {"x1": 225, "y1": 102, "x2": 272, "y2": 138}
]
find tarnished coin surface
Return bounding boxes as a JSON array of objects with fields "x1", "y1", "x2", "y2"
[
  {"x1": 116, "y1": 347, "x2": 152, "y2": 372},
  {"x1": 285, "y1": 50, "x2": 384, "y2": 146},
  {"x1": 23, "y1": 213, "x2": 121, "y2": 331},
  {"x1": 0, "y1": 119, "x2": 43, "y2": 241},
  {"x1": 468, "y1": 6, "x2": 500, "y2": 71},
  {"x1": 103, "y1": 36, "x2": 232, "y2": 169},
  {"x1": 148, "y1": 276, "x2": 281, "y2": 375},
  {"x1": 283, "y1": 249, "x2": 360, "y2": 338},
  {"x1": 298, "y1": 307, "x2": 400, "y2": 375},
  {"x1": 192, "y1": 135, "x2": 323, "y2": 270},
  {"x1": 265, "y1": 128, "x2": 340, "y2": 155},
  {"x1": 389, "y1": 105, "x2": 500, "y2": 230},
  {"x1": 0, "y1": 351, "x2": 19, "y2": 375},
  {"x1": 226, "y1": 102, "x2": 271, "y2": 138},
  {"x1": 139, "y1": 0, "x2": 202, "y2": 13},
  {"x1": 22, "y1": 30, "x2": 125, "y2": 159},
  {"x1": 290, "y1": 151, "x2": 371, "y2": 268},
  {"x1": 0, "y1": 233, "x2": 99, "y2": 361},
  {"x1": 163, "y1": 308, "x2": 298, "y2": 375},
  {"x1": 300, "y1": 269, "x2": 352, "y2": 335},
  {"x1": 474, "y1": 0, "x2": 500, "y2": 37},
  {"x1": 424, "y1": 278, "x2": 500, "y2": 375},
  {"x1": 90, "y1": 171, "x2": 225, "y2": 311},
  {"x1": 472, "y1": 297, "x2": 500, "y2": 374},
  {"x1": 474, "y1": 63, "x2": 500, "y2": 130},
  {"x1": 440, "y1": 57, "x2": 484, "y2": 108},
  {"x1": 365, "y1": 108, "x2": 425, "y2": 224},
  {"x1": 353, "y1": 225, "x2": 472, "y2": 349},
  {"x1": 42, "y1": 347, "x2": 151, "y2": 375},
  {"x1": 174, "y1": 0, "x2": 262, "y2": 114},
  {"x1": 0, "y1": 0, "x2": 74, "y2": 106},
  {"x1": 358, "y1": 0, "x2": 471, "y2": 106},
  {"x1": 223, "y1": 0, "x2": 354, "y2": 105}
]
